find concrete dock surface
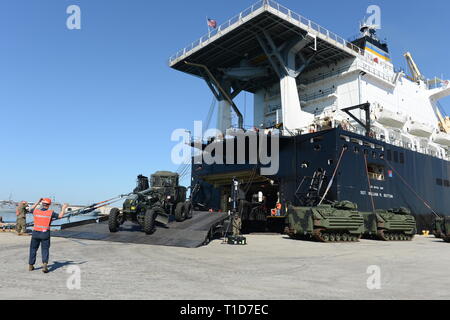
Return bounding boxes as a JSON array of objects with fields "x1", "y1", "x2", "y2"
[{"x1": 0, "y1": 233, "x2": 449, "y2": 300}]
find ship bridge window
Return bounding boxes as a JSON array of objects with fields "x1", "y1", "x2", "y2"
[
  {"x1": 367, "y1": 164, "x2": 385, "y2": 181},
  {"x1": 445, "y1": 180, "x2": 450, "y2": 188}
]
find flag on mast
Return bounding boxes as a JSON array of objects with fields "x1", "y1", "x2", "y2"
[{"x1": 207, "y1": 18, "x2": 217, "y2": 29}]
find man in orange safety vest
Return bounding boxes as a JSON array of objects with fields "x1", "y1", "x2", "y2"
[{"x1": 28, "y1": 198, "x2": 69, "y2": 273}]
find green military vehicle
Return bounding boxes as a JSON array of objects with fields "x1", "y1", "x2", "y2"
[
  {"x1": 286, "y1": 201, "x2": 365, "y2": 242},
  {"x1": 442, "y1": 217, "x2": 450, "y2": 243},
  {"x1": 361, "y1": 208, "x2": 417, "y2": 241},
  {"x1": 432, "y1": 217, "x2": 445, "y2": 239},
  {"x1": 109, "y1": 172, "x2": 193, "y2": 235}
]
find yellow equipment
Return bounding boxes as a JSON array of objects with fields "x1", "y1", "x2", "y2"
[
  {"x1": 404, "y1": 52, "x2": 425, "y2": 83},
  {"x1": 436, "y1": 108, "x2": 450, "y2": 134}
]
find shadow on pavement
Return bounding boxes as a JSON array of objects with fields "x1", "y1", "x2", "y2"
[{"x1": 48, "y1": 261, "x2": 87, "y2": 273}]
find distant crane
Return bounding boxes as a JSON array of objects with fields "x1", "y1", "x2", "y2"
[
  {"x1": 404, "y1": 52, "x2": 425, "y2": 83},
  {"x1": 436, "y1": 107, "x2": 450, "y2": 134},
  {"x1": 404, "y1": 52, "x2": 450, "y2": 133}
]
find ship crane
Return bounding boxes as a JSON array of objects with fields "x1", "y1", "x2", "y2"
[
  {"x1": 404, "y1": 52, "x2": 425, "y2": 83},
  {"x1": 404, "y1": 52, "x2": 450, "y2": 133},
  {"x1": 436, "y1": 108, "x2": 450, "y2": 134}
]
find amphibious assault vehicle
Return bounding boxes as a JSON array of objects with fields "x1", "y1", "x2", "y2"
[
  {"x1": 109, "y1": 172, "x2": 192, "y2": 234},
  {"x1": 361, "y1": 208, "x2": 417, "y2": 241},
  {"x1": 432, "y1": 217, "x2": 445, "y2": 239},
  {"x1": 286, "y1": 201, "x2": 365, "y2": 242},
  {"x1": 440, "y1": 217, "x2": 450, "y2": 243}
]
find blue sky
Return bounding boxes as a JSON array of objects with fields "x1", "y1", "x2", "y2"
[{"x1": 1, "y1": 0, "x2": 449, "y2": 204}]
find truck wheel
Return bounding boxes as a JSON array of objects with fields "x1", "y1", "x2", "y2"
[
  {"x1": 184, "y1": 201, "x2": 193, "y2": 219},
  {"x1": 175, "y1": 203, "x2": 186, "y2": 222},
  {"x1": 108, "y1": 208, "x2": 121, "y2": 233},
  {"x1": 144, "y1": 209, "x2": 156, "y2": 235}
]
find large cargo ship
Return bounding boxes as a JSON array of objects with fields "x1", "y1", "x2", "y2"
[{"x1": 169, "y1": 0, "x2": 450, "y2": 232}]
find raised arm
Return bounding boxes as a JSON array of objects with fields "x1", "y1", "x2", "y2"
[
  {"x1": 59, "y1": 203, "x2": 70, "y2": 219},
  {"x1": 30, "y1": 199, "x2": 43, "y2": 212}
]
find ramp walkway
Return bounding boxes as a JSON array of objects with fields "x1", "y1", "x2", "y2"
[{"x1": 52, "y1": 211, "x2": 229, "y2": 248}]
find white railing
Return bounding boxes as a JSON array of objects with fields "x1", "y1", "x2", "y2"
[
  {"x1": 168, "y1": 0, "x2": 265, "y2": 64},
  {"x1": 168, "y1": 0, "x2": 368, "y2": 65}
]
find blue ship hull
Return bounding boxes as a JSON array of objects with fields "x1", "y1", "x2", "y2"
[{"x1": 191, "y1": 128, "x2": 450, "y2": 232}]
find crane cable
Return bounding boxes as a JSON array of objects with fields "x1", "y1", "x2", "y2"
[
  {"x1": 363, "y1": 153, "x2": 376, "y2": 212},
  {"x1": 318, "y1": 146, "x2": 347, "y2": 205},
  {"x1": 383, "y1": 159, "x2": 441, "y2": 219},
  {"x1": 24, "y1": 195, "x2": 128, "y2": 228},
  {"x1": 176, "y1": 96, "x2": 217, "y2": 181}
]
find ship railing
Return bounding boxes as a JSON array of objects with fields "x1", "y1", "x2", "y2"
[
  {"x1": 168, "y1": 0, "x2": 368, "y2": 65},
  {"x1": 265, "y1": 0, "x2": 365, "y2": 56},
  {"x1": 300, "y1": 87, "x2": 336, "y2": 102},
  {"x1": 300, "y1": 61, "x2": 393, "y2": 87},
  {"x1": 357, "y1": 61, "x2": 393, "y2": 82},
  {"x1": 300, "y1": 64, "x2": 353, "y2": 86},
  {"x1": 168, "y1": 0, "x2": 265, "y2": 64}
]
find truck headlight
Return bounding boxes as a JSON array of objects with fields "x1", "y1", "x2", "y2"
[{"x1": 131, "y1": 206, "x2": 136, "y2": 211}]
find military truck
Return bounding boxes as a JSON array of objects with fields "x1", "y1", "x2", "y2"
[
  {"x1": 108, "y1": 172, "x2": 193, "y2": 235},
  {"x1": 361, "y1": 208, "x2": 417, "y2": 241},
  {"x1": 286, "y1": 201, "x2": 365, "y2": 242}
]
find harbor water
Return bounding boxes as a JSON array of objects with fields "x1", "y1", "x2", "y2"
[{"x1": 0, "y1": 208, "x2": 100, "y2": 230}]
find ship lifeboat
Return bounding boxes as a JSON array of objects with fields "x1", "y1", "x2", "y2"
[
  {"x1": 373, "y1": 107, "x2": 407, "y2": 129},
  {"x1": 432, "y1": 132, "x2": 450, "y2": 147},
  {"x1": 408, "y1": 121, "x2": 434, "y2": 138}
]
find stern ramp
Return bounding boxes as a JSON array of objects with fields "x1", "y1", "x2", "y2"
[{"x1": 52, "y1": 211, "x2": 228, "y2": 248}]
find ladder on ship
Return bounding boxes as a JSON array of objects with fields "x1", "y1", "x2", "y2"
[{"x1": 295, "y1": 169, "x2": 327, "y2": 207}]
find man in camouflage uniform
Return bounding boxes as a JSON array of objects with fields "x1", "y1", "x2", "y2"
[{"x1": 16, "y1": 201, "x2": 28, "y2": 235}]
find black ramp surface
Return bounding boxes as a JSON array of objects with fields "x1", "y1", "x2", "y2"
[{"x1": 52, "y1": 211, "x2": 228, "y2": 248}]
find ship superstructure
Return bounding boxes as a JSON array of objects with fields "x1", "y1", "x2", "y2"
[{"x1": 169, "y1": 0, "x2": 450, "y2": 231}]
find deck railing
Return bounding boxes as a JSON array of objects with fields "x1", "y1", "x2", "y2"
[{"x1": 168, "y1": 0, "x2": 368, "y2": 65}]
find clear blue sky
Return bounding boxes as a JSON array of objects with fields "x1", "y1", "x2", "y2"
[{"x1": 1, "y1": 0, "x2": 449, "y2": 204}]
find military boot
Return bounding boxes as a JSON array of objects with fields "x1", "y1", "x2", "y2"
[
  {"x1": 28, "y1": 265, "x2": 34, "y2": 272},
  {"x1": 42, "y1": 263, "x2": 49, "y2": 274}
]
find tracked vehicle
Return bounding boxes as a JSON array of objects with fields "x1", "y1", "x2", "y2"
[
  {"x1": 442, "y1": 217, "x2": 450, "y2": 243},
  {"x1": 432, "y1": 217, "x2": 445, "y2": 239},
  {"x1": 109, "y1": 172, "x2": 192, "y2": 235},
  {"x1": 361, "y1": 208, "x2": 417, "y2": 241},
  {"x1": 286, "y1": 201, "x2": 365, "y2": 243}
]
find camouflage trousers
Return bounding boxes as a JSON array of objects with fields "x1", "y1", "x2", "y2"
[
  {"x1": 232, "y1": 215, "x2": 242, "y2": 236},
  {"x1": 16, "y1": 218, "x2": 26, "y2": 234}
]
